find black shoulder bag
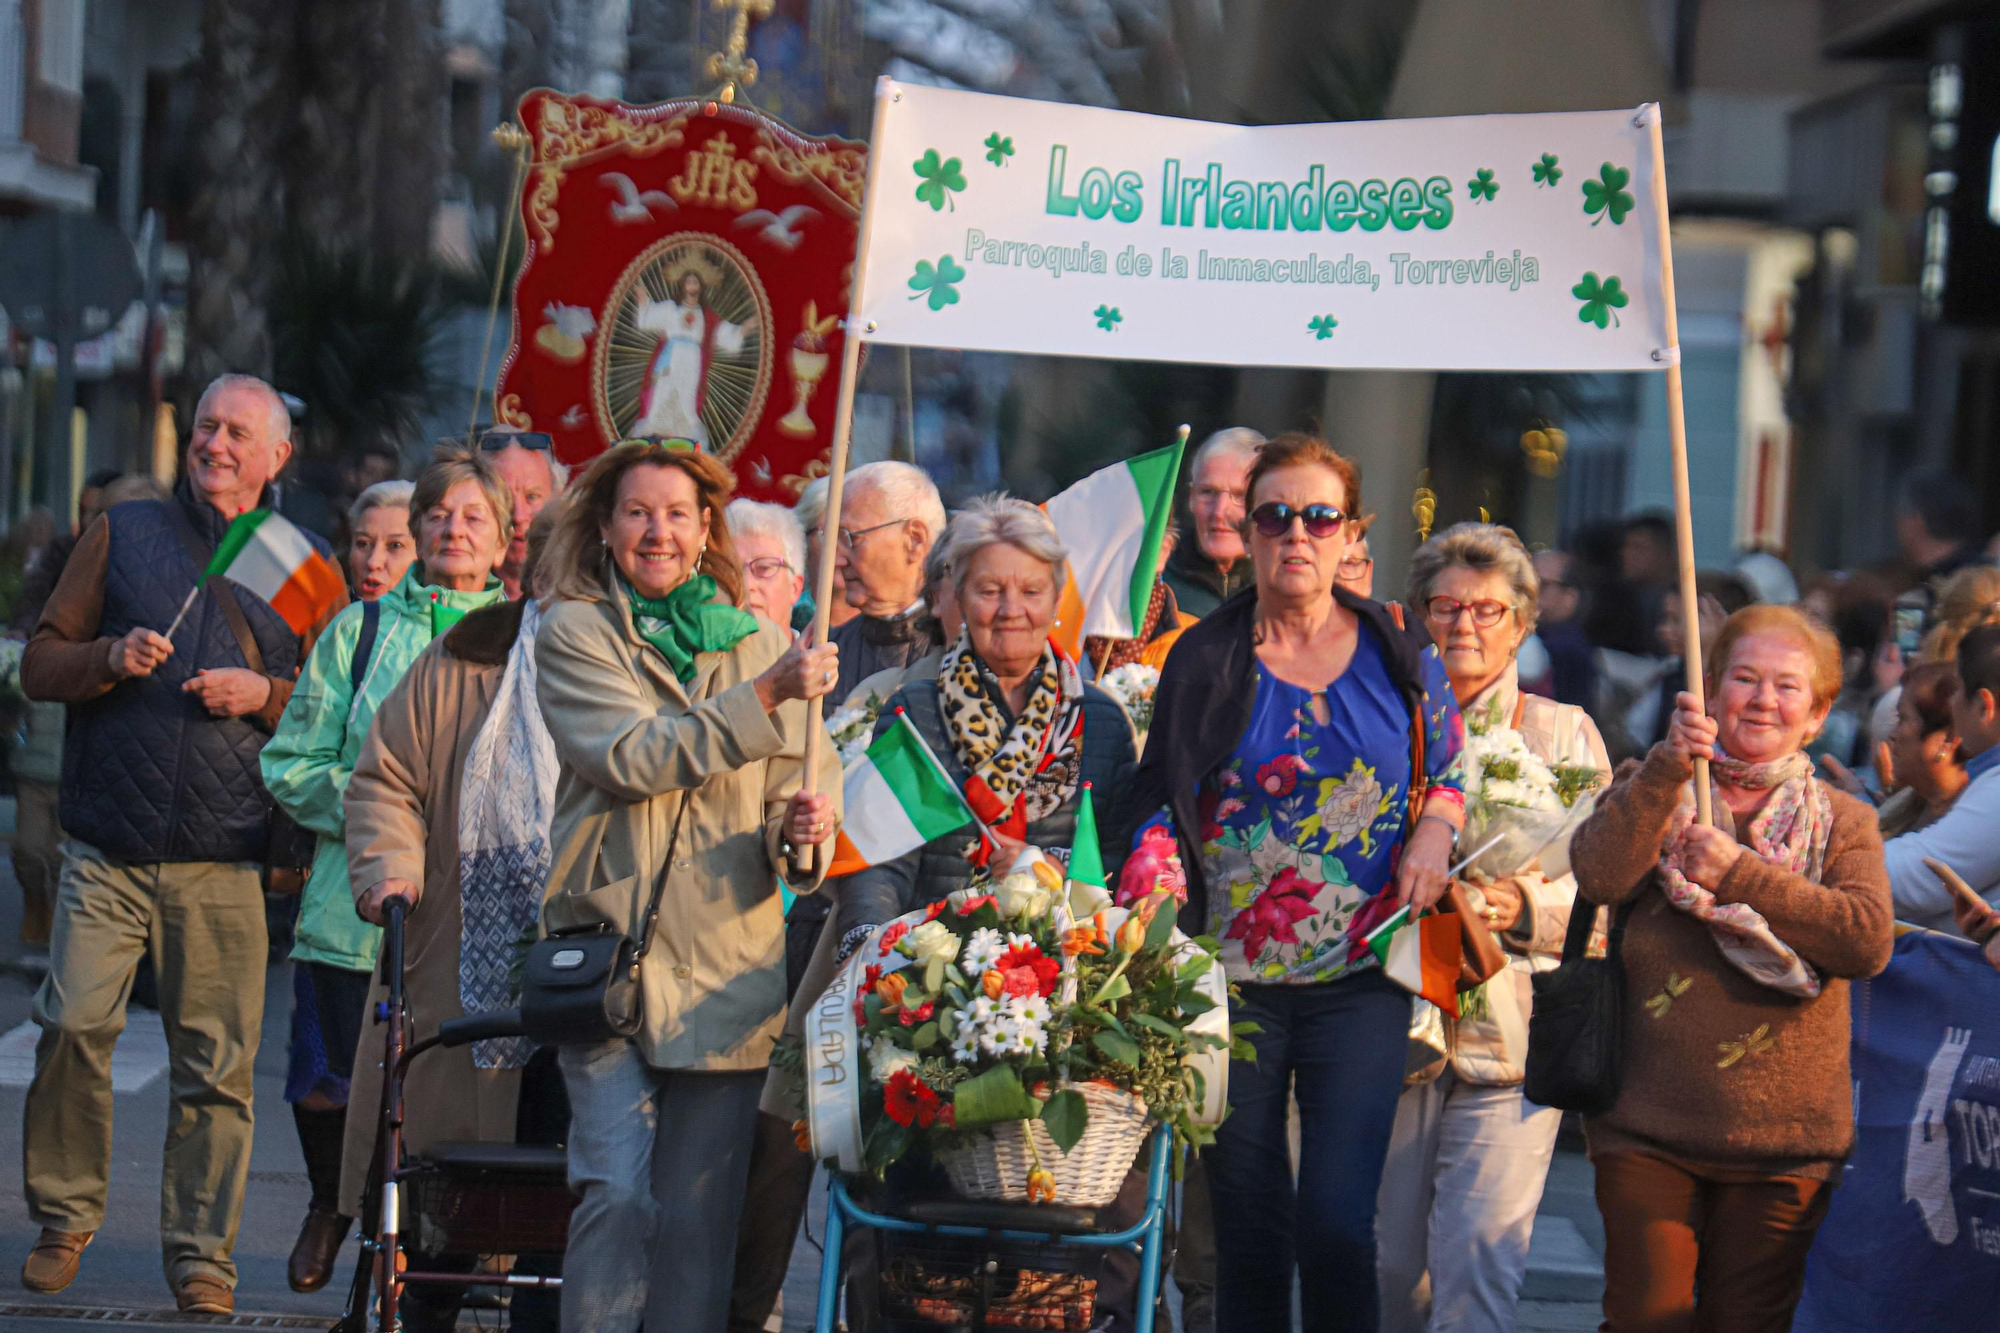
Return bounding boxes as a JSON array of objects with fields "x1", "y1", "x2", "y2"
[
  {"x1": 163, "y1": 502, "x2": 318, "y2": 893},
  {"x1": 519, "y1": 792, "x2": 691, "y2": 1046},
  {"x1": 1523, "y1": 896, "x2": 1634, "y2": 1114}
]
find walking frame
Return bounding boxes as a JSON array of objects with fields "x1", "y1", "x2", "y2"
[{"x1": 336, "y1": 898, "x2": 572, "y2": 1333}]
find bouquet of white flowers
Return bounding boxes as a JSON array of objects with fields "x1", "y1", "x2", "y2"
[
  {"x1": 1457, "y1": 700, "x2": 1604, "y2": 882},
  {"x1": 1099, "y1": 662, "x2": 1159, "y2": 744},
  {"x1": 826, "y1": 690, "x2": 888, "y2": 766}
]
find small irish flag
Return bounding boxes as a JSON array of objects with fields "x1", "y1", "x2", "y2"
[
  {"x1": 829, "y1": 709, "x2": 987, "y2": 876},
  {"x1": 1067, "y1": 784, "x2": 1106, "y2": 892},
  {"x1": 204, "y1": 509, "x2": 346, "y2": 637},
  {"x1": 1045, "y1": 431, "x2": 1186, "y2": 664},
  {"x1": 1367, "y1": 904, "x2": 1465, "y2": 1018}
]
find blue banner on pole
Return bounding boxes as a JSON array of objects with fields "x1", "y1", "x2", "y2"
[{"x1": 1795, "y1": 931, "x2": 2000, "y2": 1330}]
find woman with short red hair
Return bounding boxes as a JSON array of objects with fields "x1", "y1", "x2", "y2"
[{"x1": 1569, "y1": 603, "x2": 1893, "y2": 1330}]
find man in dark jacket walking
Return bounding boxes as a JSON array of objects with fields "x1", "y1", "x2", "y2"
[{"x1": 15, "y1": 375, "x2": 346, "y2": 1315}]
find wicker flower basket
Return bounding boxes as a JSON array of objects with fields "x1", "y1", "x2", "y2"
[{"x1": 939, "y1": 1083, "x2": 1151, "y2": 1207}]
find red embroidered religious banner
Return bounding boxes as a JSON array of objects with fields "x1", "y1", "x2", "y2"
[{"x1": 493, "y1": 91, "x2": 866, "y2": 501}]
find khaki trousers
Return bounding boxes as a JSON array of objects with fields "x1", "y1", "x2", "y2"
[{"x1": 24, "y1": 839, "x2": 267, "y2": 1287}]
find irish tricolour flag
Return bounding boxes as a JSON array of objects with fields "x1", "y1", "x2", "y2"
[
  {"x1": 829, "y1": 709, "x2": 987, "y2": 876},
  {"x1": 1366, "y1": 904, "x2": 1465, "y2": 1018},
  {"x1": 1045, "y1": 434, "x2": 1185, "y2": 664},
  {"x1": 204, "y1": 509, "x2": 346, "y2": 636}
]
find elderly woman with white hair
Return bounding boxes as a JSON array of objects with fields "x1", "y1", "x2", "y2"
[
  {"x1": 726, "y1": 498, "x2": 807, "y2": 629},
  {"x1": 1164, "y1": 425, "x2": 1264, "y2": 619},
  {"x1": 832, "y1": 494, "x2": 1136, "y2": 948},
  {"x1": 1374, "y1": 522, "x2": 1609, "y2": 1333}
]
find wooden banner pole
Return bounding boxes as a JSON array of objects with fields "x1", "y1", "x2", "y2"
[
  {"x1": 1645, "y1": 105, "x2": 1711, "y2": 827},
  {"x1": 799, "y1": 79, "x2": 897, "y2": 869}
]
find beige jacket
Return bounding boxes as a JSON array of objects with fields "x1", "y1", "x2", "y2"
[
  {"x1": 535, "y1": 592, "x2": 841, "y2": 1071},
  {"x1": 1451, "y1": 664, "x2": 1610, "y2": 1085}
]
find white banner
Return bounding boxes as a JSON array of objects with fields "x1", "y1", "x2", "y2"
[{"x1": 853, "y1": 82, "x2": 1672, "y2": 372}]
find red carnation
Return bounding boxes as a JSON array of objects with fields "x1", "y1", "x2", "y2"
[
  {"x1": 884, "y1": 1070, "x2": 940, "y2": 1127},
  {"x1": 877, "y1": 921, "x2": 910, "y2": 955},
  {"x1": 898, "y1": 1000, "x2": 936, "y2": 1027},
  {"x1": 954, "y1": 894, "x2": 995, "y2": 916},
  {"x1": 924, "y1": 900, "x2": 948, "y2": 922},
  {"x1": 995, "y1": 943, "x2": 1060, "y2": 998}
]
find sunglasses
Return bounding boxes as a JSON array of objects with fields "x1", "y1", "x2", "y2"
[
  {"x1": 474, "y1": 428, "x2": 554, "y2": 452},
  {"x1": 1249, "y1": 502, "x2": 1348, "y2": 539},
  {"x1": 615, "y1": 436, "x2": 700, "y2": 454}
]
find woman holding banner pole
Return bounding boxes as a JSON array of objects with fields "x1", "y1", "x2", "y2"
[
  {"x1": 1567, "y1": 604, "x2": 1892, "y2": 1331},
  {"x1": 1119, "y1": 432, "x2": 1466, "y2": 1333},
  {"x1": 533, "y1": 441, "x2": 843, "y2": 1331}
]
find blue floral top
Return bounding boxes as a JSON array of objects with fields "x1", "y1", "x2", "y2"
[{"x1": 1178, "y1": 624, "x2": 1465, "y2": 985}]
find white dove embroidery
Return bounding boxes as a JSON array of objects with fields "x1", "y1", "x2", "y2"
[
  {"x1": 735, "y1": 205, "x2": 819, "y2": 251},
  {"x1": 750, "y1": 456, "x2": 773, "y2": 485},
  {"x1": 561, "y1": 404, "x2": 587, "y2": 429},
  {"x1": 603, "y1": 173, "x2": 677, "y2": 223}
]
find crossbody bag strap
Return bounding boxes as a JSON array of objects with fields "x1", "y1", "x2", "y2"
[
  {"x1": 630, "y1": 789, "x2": 692, "y2": 962},
  {"x1": 162, "y1": 500, "x2": 265, "y2": 673}
]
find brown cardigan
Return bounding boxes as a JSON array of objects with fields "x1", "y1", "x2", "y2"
[{"x1": 1569, "y1": 743, "x2": 1894, "y2": 1175}]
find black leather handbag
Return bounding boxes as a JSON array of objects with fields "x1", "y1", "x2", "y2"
[
  {"x1": 519, "y1": 793, "x2": 689, "y2": 1047},
  {"x1": 1523, "y1": 897, "x2": 1633, "y2": 1114}
]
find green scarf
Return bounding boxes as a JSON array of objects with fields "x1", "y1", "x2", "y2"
[
  {"x1": 628, "y1": 573, "x2": 757, "y2": 683},
  {"x1": 415, "y1": 567, "x2": 507, "y2": 638}
]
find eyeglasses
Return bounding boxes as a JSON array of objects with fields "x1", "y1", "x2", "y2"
[
  {"x1": 1425, "y1": 597, "x2": 1514, "y2": 628},
  {"x1": 473, "y1": 428, "x2": 554, "y2": 453},
  {"x1": 837, "y1": 518, "x2": 906, "y2": 550},
  {"x1": 1336, "y1": 556, "x2": 1373, "y2": 577},
  {"x1": 1249, "y1": 502, "x2": 1348, "y2": 539},
  {"x1": 745, "y1": 557, "x2": 794, "y2": 580}
]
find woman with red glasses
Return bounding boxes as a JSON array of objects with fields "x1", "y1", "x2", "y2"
[{"x1": 1121, "y1": 431, "x2": 1466, "y2": 1333}]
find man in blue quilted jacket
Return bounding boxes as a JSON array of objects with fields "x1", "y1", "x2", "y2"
[{"x1": 15, "y1": 374, "x2": 346, "y2": 1315}]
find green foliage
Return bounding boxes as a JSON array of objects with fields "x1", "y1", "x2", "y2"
[
  {"x1": 912, "y1": 149, "x2": 967, "y2": 211},
  {"x1": 953, "y1": 1065, "x2": 1041, "y2": 1126},
  {"x1": 267, "y1": 237, "x2": 444, "y2": 456},
  {"x1": 1041, "y1": 1089, "x2": 1090, "y2": 1154},
  {"x1": 1582, "y1": 163, "x2": 1634, "y2": 226}
]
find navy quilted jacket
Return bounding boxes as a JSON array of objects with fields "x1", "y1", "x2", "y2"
[{"x1": 59, "y1": 487, "x2": 322, "y2": 864}]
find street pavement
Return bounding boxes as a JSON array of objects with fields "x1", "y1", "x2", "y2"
[{"x1": 0, "y1": 812, "x2": 1609, "y2": 1331}]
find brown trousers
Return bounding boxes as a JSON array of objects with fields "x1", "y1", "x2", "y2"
[{"x1": 1594, "y1": 1150, "x2": 1832, "y2": 1333}]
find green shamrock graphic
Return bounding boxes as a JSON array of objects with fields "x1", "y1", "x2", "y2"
[
  {"x1": 1533, "y1": 153, "x2": 1562, "y2": 186},
  {"x1": 983, "y1": 132, "x2": 1014, "y2": 167},
  {"x1": 912, "y1": 149, "x2": 967, "y2": 212},
  {"x1": 1308, "y1": 315, "x2": 1339, "y2": 340},
  {"x1": 1467, "y1": 167, "x2": 1498, "y2": 202},
  {"x1": 908, "y1": 255, "x2": 967, "y2": 311},
  {"x1": 1572, "y1": 272, "x2": 1628, "y2": 329},
  {"x1": 1582, "y1": 162, "x2": 1634, "y2": 226},
  {"x1": 1094, "y1": 304, "x2": 1122, "y2": 332}
]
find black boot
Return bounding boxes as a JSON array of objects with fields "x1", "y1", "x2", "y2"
[{"x1": 289, "y1": 1104, "x2": 353, "y2": 1293}]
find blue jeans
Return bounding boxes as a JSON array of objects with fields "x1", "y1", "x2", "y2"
[
  {"x1": 1207, "y1": 971, "x2": 1412, "y2": 1333},
  {"x1": 558, "y1": 1040, "x2": 761, "y2": 1332}
]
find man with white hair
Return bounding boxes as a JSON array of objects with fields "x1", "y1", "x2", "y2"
[
  {"x1": 1164, "y1": 426, "x2": 1264, "y2": 619},
  {"x1": 16, "y1": 374, "x2": 346, "y2": 1314},
  {"x1": 473, "y1": 427, "x2": 568, "y2": 601},
  {"x1": 725, "y1": 498, "x2": 807, "y2": 628},
  {"x1": 828, "y1": 460, "x2": 946, "y2": 698}
]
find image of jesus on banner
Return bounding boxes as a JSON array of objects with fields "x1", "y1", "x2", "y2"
[{"x1": 632, "y1": 268, "x2": 760, "y2": 445}]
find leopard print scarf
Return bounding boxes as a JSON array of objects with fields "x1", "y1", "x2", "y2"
[{"x1": 938, "y1": 632, "x2": 1085, "y2": 853}]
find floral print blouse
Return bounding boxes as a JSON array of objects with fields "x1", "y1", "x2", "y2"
[{"x1": 1192, "y1": 625, "x2": 1464, "y2": 986}]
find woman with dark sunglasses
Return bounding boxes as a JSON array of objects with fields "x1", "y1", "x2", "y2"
[{"x1": 1119, "y1": 431, "x2": 1466, "y2": 1333}]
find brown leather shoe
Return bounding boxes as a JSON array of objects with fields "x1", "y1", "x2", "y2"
[
  {"x1": 175, "y1": 1273, "x2": 233, "y2": 1315},
  {"x1": 20, "y1": 1228, "x2": 92, "y2": 1293},
  {"x1": 287, "y1": 1207, "x2": 352, "y2": 1293}
]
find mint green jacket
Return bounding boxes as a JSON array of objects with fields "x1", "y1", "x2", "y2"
[{"x1": 262, "y1": 565, "x2": 507, "y2": 972}]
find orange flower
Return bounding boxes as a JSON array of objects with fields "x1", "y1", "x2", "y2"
[
  {"x1": 875, "y1": 972, "x2": 908, "y2": 1009},
  {"x1": 981, "y1": 968, "x2": 1005, "y2": 1000},
  {"x1": 1061, "y1": 913, "x2": 1109, "y2": 957},
  {"x1": 792, "y1": 1119, "x2": 813, "y2": 1153},
  {"x1": 1026, "y1": 1168, "x2": 1058, "y2": 1203},
  {"x1": 1115, "y1": 915, "x2": 1147, "y2": 956}
]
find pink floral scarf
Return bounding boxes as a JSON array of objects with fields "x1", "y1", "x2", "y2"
[{"x1": 1657, "y1": 750, "x2": 1832, "y2": 998}]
